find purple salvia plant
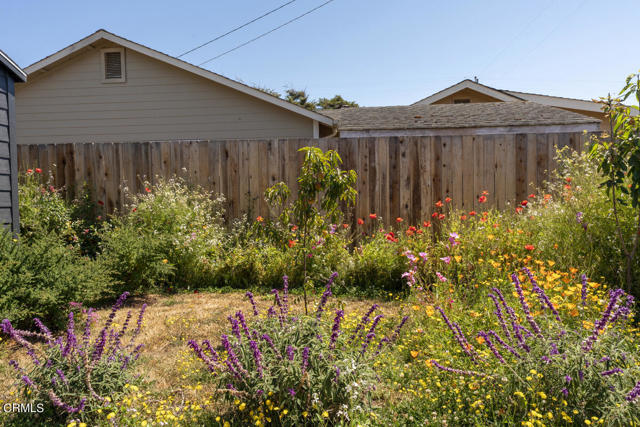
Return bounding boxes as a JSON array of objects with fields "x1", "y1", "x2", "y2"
[
  {"x1": 581, "y1": 274, "x2": 588, "y2": 307},
  {"x1": 523, "y1": 267, "x2": 561, "y2": 322},
  {"x1": 488, "y1": 293, "x2": 511, "y2": 340},
  {"x1": 375, "y1": 337, "x2": 391, "y2": 355},
  {"x1": 33, "y1": 318, "x2": 52, "y2": 340},
  {"x1": 301, "y1": 347, "x2": 310, "y2": 374},
  {"x1": 600, "y1": 368, "x2": 623, "y2": 376},
  {"x1": 315, "y1": 272, "x2": 338, "y2": 319},
  {"x1": 477, "y1": 331, "x2": 505, "y2": 364},
  {"x1": 452, "y1": 321, "x2": 480, "y2": 362},
  {"x1": 360, "y1": 332, "x2": 376, "y2": 355},
  {"x1": 188, "y1": 340, "x2": 219, "y2": 372},
  {"x1": 626, "y1": 381, "x2": 640, "y2": 402},
  {"x1": 271, "y1": 289, "x2": 286, "y2": 326},
  {"x1": 227, "y1": 315, "x2": 241, "y2": 340},
  {"x1": 261, "y1": 334, "x2": 282, "y2": 359},
  {"x1": 430, "y1": 360, "x2": 490, "y2": 378},
  {"x1": 61, "y1": 312, "x2": 77, "y2": 358},
  {"x1": 487, "y1": 331, "x2": 521, "y2": 358},
  {"x1": 235, "y1": 311, "x2": 251, "y2": 340},
  {"x1": 329, "y1": 310, "x2": 344, "y2": 349},
  {"x1": 249, "y1": 340, "x2": 263, "y2": 378},
  {"x1": 245, "y1": 291, "x2": 259, "y2": 316},
  {"x1": 221, "y1": 334, "x2": 247, "y2": 377},
  {"x1": 282, "y1": 275, "x2": 289, "y2": 316},
  {"x1": 267, "y1": 306, "x2": 277, "y2": 318},
  {"x1": 390, "y1": 316, "x2": 409, "y2": 343},
  {"x1": 511, "y1": 273, "x2": 543, "y2": 337},
  {"x1": 286, "y1": 345, "x2": 295, "y2": 361},
  {"x1": 202, "y1": 340, "x2": 220, "y2": 361},
  {"x1": 582, "y1": 289, "x2": 625, "y2": 352},
  {"x1": 349, "y1": 304, "x2": 379, "y2": 343},
  {"x1": 610, "y1": 294, "x2": 634, "y2": 325},
  {"x1": 436, "y1": 306, "x2": 478, "y2": 362},
  {"x1": 47, "y1": 390, "x2": 86, "y2": 414}
]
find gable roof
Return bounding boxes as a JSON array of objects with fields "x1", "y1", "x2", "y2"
[
  {"x1": 0, "y1": 50, "x2": 27, "y2": 82},
  {"x1": 412, "y1": 79, "x2": 522, "y2": 105},
  {"x1": 412, "y1": 79, "x2": 606, "y2": 114},
  {"x1": 23, "y1": 29, "x2": 332, "y2": 126},
  {"x1": 323, "y1": 102, "x2": 600, "y2": 132}
]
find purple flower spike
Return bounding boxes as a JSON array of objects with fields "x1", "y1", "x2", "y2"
[
  {"x1": 601, "y1": 368, "x2": 623, "y2": 376},
  {"x1": 523, "y1": 267, "x2": 561, "y2": 322},
  {"x1": 235, "y1": 311, "x2": 251, "y2": 340},
  {"x1": 301, "y1": 347, "x2": 310, "y2": 374},
  {"x1": 316, "y1": 273, "x2": 337, "y2": 319},
  {"x1": 511, "y1": 273, "x2": 542, "y2": 337},
  {"x1": 350, "y1": 304, "x2": 379, "y2": 343},
  {"x1": 626, "y1": 381, "x2": 640, "y2": 402},
  {"x1": 488, "y1": 293, "x2": 511, "y2": 340},
  {"x1": 245, "y1": 291, "x2": 259, "y2": 316},
  {"x1": 62, "y1": 312, "x2": 77, "y2": 358},
  {"x1": 261, "y1": 333, "x2": 282, "y2": 359},
  {"x1": 581, "y1": 274, "x2": 588, "y2": 307},
  {"x1": 282, "y1": 276, "x2": 290, "y2": 316},
  {"x1": 390, "y1": 316, "x2": 409, "y2": 343},
  {"x1": 329, "y1": 310, "x2": 345, "y2": 349},
  {"x1": 227, "y1": 315, "x2": 241, "y2": 340},
  {"x1": 582, "y1": 289, "x2": 625, "y2": 352},
  {"x1": 477, "y1": 331, "x2": 504, "y2": 364},
  {"x1": 286, "y1": 345, "x2": 295, "y2": 361},
  {"x1": 249, "y1": 340, "x2": 263, "y2": 378},
  {"x1": 436, "y1": 306, "x2": 478, "y2": 362}
]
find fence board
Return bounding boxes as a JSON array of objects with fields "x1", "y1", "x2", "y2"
[{"x1": 17, "y1": 132, "x2": 594, "y2": 226}]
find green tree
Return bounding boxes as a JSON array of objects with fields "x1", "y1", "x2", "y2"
[
  {"x1": 285, "y1": 89, "x2": 316, "y2": 111},
  {"x1": 316, "y1": 94, "x2": 359, "y2": 110},
  {"x1": 265, "y1": 147, "x2": 357, "y2": 314},
  {"x1": 590, "y1": 71, "x2": 640, "y2": 292}
]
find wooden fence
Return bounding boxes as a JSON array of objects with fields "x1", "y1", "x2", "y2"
[{"x1": 16, "y1": 133, "x2": 589, "y2": 225}]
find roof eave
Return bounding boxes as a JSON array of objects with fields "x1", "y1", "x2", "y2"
[
  {"x1": 0, "y1": 50, "x2": 27, "y2": 82},
  {"x1": 412, "y1": 79, "x2": 522, "y2": 105}
]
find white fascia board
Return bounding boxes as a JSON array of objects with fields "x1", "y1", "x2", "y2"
[{"x1": 504, "y1": 91, "x2": 604, "y2": 113}]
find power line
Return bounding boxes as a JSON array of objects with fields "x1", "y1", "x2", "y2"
[
  {"x1": 177, "y1": 0, "x2": 298, "y2": 58},
  {"x1": 198, "y1": 0, "x2": 336, "y2": 66}
]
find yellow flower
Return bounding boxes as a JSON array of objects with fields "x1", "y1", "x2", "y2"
[
  {"x1": 224, "y1": 422, "x2": 231, "y2": 427},
  {"x1": 106, "y1": 412, "x2": 116, "y2": 420},
  {"x1": 239, "y1": 402, "x2": 246, "y2": 411},
  {"x1": 302, "y1": 411, "x2": 309, "y2": 417},
  {"x1": 410, "y1": 350, "x2": 419, "y2": 358},
  {"x1": 162, "y1": 259, "x2": 169, "y2": 264},
  {"x1": 282, "y1": 409, "x2": 288, "y2": 415},
  {"x1": 322, "y1": 411, "x2": 329, "y2": 418},
  {"x1": 67, "y1": 423, "x2": 77, "y2": 427}
]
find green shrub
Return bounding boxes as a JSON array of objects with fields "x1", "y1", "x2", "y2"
[
  {"x1": 1, "y1": 292, "x2": 145, "y2": 425},
  {"x1": 189, "y1": 274, "x2": 409, "y2": 426},
  {"x1": 18, "y1": 169, "x2": 75, "y2": 244},
  {"x1": 0, "y1": 231, "x2": 113, "y2": 330},
  {"x1": 99, "y1": 178, "x2": 226, "y2": 293}
]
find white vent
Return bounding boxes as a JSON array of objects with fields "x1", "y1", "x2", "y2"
[{"x1": 101, "y1": 48, "x2": 126, "y2": 83}]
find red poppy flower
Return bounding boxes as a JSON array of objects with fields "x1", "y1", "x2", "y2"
[
  {"x1": 369, "y1": 213, "x2": 377, "y2": 220},
  {"x1": 385, "y1": 232, "x2": 397, "y2": 242},
  {"x1": 521, "y1": 200, "x2": 528, "y2": 206},
  {"x1": 431, "y1": 212, "x2": 438, "y2": 218},
  {"x1": 396, "y1": 217, "x2": 403, "y2": 223},
  {"x1": 145, "y1": 187, "x2": 151, "y2": 193},
  {"x1": 565, "y1": 177, "x2": 572, "y2": 183},
  {"x1": 288, "y1": 239, "x2": 297, "y2": 248},
  {"x1": 357, "y1": 218, "x2": 364, "y2": 225},
  {"x1": 132, "y1": 207, "x2": 137, "y2": 212},
  {"x1": 478, "y1": 195, "x2": 487, "y2": 203},
  {"x1": 469, "y1": 211, "x2": 476, "y2": 216},
  {"x1": 417, "y1": 229, "x2": 423, "y2": 234},
  {"x1": 460, "y1": 215, "x2": 467, "y2": 220},
  {"x1": 97, "y1": 200, "x2": 104, "y2": 206},
  {"x1": 435, "y1": 200, "x2": 443, "y2": 208},
  {"x1": 423, "y1": 220, "x2": 432, "y2": 228},
  {"x1": 528, "y1": 193, "x2": 535, "y2": 198},
  {"x1": 406, "y1": 229, "x2": 414, "y2": 236},
  {"x1": 35, "y1": 168, "x2": 42, "y2": 174},
  {"x1": 524, "y1": 244, "x2": 535, "y2": 251},
  {"x1": 564, "y1": 184, "x2": 572, "y2": 190},
  {"x1": 515, "y1": 207, "x2": 523, "y2": 213},
  {"x1": 26, "y1": 169, "x2": 33, "y2": 174},
  {"x1": 342, "y1": 223, "x2": 349, "y2": 229},
  {"x1": 438, "y1": 214, "x2": 445, "y2": 220},
  {"x1": 445, "y1": 197, "x2": 452, "y2": 203},
  {"x1": 256, "y1": 216, "x2": 264, "y2": 222},
  {"x1": 292, "y1": 225, "x2": 298, "y2": 231}
]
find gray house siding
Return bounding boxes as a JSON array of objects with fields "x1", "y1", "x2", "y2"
[{"x1": 0, "y1": 64, "x2": 20, "y2": 232}]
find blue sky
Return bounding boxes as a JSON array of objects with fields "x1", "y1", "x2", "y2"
[{"x1": 2, "y1": 0, "x2": 639, "y2": 106}]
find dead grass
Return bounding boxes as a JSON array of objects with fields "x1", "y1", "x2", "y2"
[{"x1": 0, "y1": 290, "x2": 402, "y2": 402}]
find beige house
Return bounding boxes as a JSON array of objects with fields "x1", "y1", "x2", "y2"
[
  {"x1": 15, "y1": 30, "x2": 334, "y2": 145},
  {"x1": 412, "y1": 79, "x2": 611, "y2": 131}
]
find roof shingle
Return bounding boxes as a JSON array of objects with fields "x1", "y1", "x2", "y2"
[{"x1": 322, "y1": 102, "x2": 600, "y2": 131}]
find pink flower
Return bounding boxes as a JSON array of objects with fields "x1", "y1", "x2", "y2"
[
  {"x1": 440, "y1": 256, "x2": 451, "y2": 264},
  {"x1": 436, "y1": 272, "x2": 448, "y2": 282}
]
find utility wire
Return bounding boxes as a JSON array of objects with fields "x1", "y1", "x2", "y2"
[
  {"x1": 198, "y1": 0, "x2": 336, "y2": 66},
  {"x1": 177, "y1": 0, "x2": 297, "y2": 58}
]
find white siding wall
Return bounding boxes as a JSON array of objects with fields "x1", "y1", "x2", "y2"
[{"x1": 15, "y1": 45, "x2": 314, "y2": 144}]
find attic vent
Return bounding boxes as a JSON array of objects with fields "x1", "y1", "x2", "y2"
[{"x1": 101, "y1": 48, "x2": 126, "y2": 83}]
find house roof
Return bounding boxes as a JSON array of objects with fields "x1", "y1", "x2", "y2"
[
  {"x1": 23, "y1": 29, "x2": 333, "y2": 126},
  {"x1": 0, "y1": 50, "x2": 27, "y2": 82},
  {"x1": 412, "y1": 79, "x2": 605, "y2": 114},
  {"x1": 322, "y1": 102, "x2": 601, "y2": 131}
]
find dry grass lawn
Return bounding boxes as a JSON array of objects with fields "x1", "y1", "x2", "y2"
[{"x1": 0, "y1": 290, "x2": 402, "y2": 404}]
